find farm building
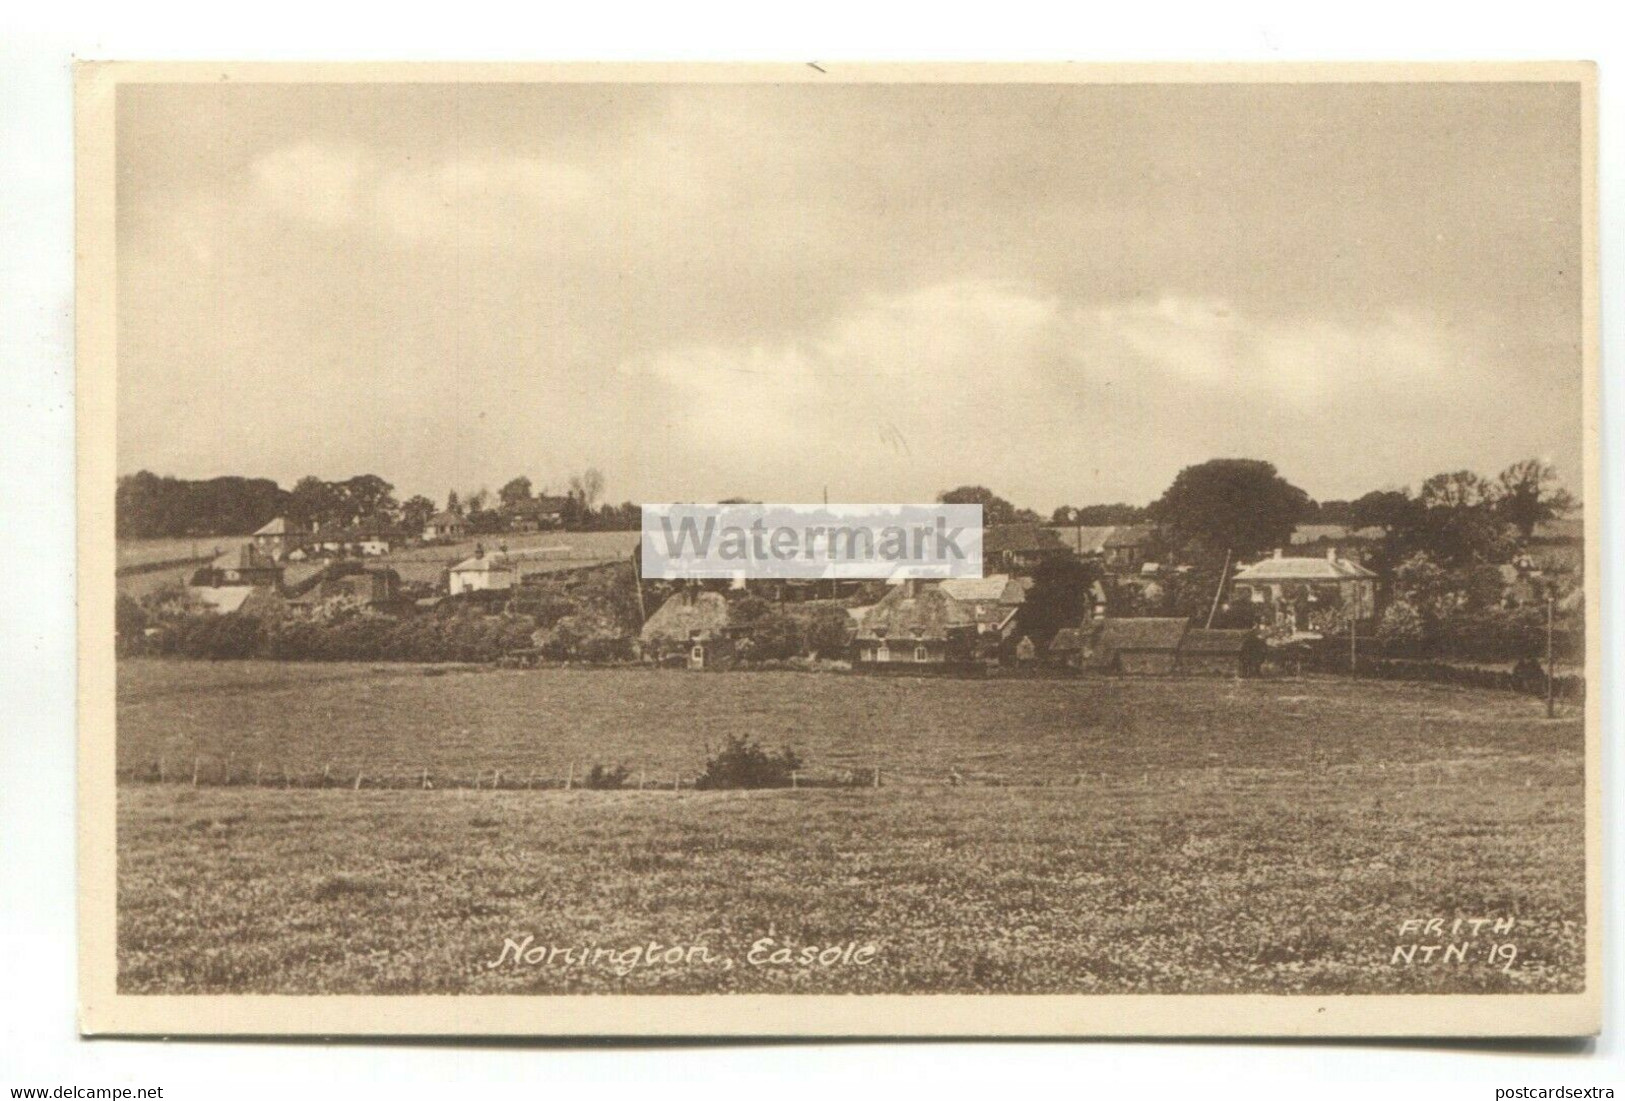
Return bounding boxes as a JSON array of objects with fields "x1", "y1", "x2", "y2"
[
  {"x1": 639, "y1": 589, "x2": 740, "y2": 669},
  {"x1": 1177, "y1": 628, "x2": 1265, "y2": 676},
  {"x1": 306, "y1": 525, "x2": 403, "y2": 558},
  {"x1": 1092, "y1": 617, "x2": 1189, "y2": 674},
  {"x1": 1230, "y1": 548, "x2": 1379, "y2": 634},
  {"x1": 423, "y1": 510, "x2": 467, "y2": 543},
  {"x1": 938, "y1": 575, "x2": 1025, "y2": 639},
  {"x1": 287, "y1": 567, "x2": 404, "y2": 614},
  {"x1": 448, "y1": 551, "x2": 515, "y2": 596}
]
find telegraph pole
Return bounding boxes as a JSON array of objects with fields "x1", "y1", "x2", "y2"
[
  {"x1": 1349, "y1": 581, "x2": 1360, "y2": 678},
  {"x1": 1546, "y1": 589, "x2": 1556, "y2": 719},
  {"x1": 1204, "y1": 549, "x2": 1233, "y2": 630}
]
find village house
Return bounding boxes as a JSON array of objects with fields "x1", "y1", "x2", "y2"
[
  {"x1": 287, "y1": 566, "x2": 405, "y2": 614},
  {"x1": 305, "y1": 524, "x2": 403, "y2": 558},
  {"x1": 982, "y1": 524, "x2": 1073, "y2": 575},
  {"x1": 1230, "y1": 548, "x2": 1380, "y2": 634},
  {"x1": 1288, "y1": 523, "x2": 1384, "y2": 564},
  {"x1": 854, "y1": 575, "x2": 1024, "y2": 666},
  {"x1": 1101, "y1": 525, "x2": 1158, "y2": 572},
  {"x1": 250, "y1": 516, "x2": 297, "y2": 561},
  {"x1": 503, "y1": 495, "x2": 571, "y2": 532},
  {"x1": 639, "y1": 589, "x2": 741, "y2": 670},
  {"x1": 1046, "y1": 626, "x2": 1090, "y2": 669},
  {"x1": 447, "y1": 549, "x2": 516, "y2": 596},
  {"x1": 192, "y1": 543, "x2": 284, "y2": 591},
  {"x1": 423, "y1": 510, "x2": 468, "y2": 543}
]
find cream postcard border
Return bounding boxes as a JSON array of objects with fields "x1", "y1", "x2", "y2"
[{"x1": 76, "y1": 60, "x2": 1603, "y2": 1038}]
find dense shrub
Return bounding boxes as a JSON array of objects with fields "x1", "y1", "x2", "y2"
[{"x1": 695, "y1": 735, "x2": 803, "y2": 790}]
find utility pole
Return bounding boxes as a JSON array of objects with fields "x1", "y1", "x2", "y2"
[
  {"x1": 1204, "y1": 549, "x2": 1233, "y2": 630},
  {"x1": 630, "y1": 546, "x2": 647, "y2": 626},
  {"x1": 1546, "y1": 589, "x2": 1556, "y2": 719},
  {"x1": 1349, "y1": 581, "x2": 1359, "y2": 678}
]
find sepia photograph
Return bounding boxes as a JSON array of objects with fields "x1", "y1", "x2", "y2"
[{"x1": 75, "y1": 62, "x2": 1601, "y2": 1037}]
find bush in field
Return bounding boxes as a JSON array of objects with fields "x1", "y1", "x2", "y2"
[
  {"x1": 1377, "y1": 599, "x2": 1426, "y2": 655},
  {"x1": 802, "y1": 605, "x2": 856, "y2": 660},
  {"x1": 740, "y1": 611, "x2": 803, "y2": 662},
  {"x1": 695, "y1": 735, "x2": 803, "y2": 790},
  {"x1": 584, "y1": 763, "x2": 632, "y2": 790}
]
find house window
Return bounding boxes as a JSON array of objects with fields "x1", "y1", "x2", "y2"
[{"x1": 914, "y1": 646, "x2": 927, "y2": 662}]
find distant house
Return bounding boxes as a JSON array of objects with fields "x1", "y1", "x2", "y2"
[
  {"x1": 504, "y1": 496, "x2": 571, "y2": 532},
  {"x1": 1524, "y1": 517, "x2": 1583, "y2": 577},
  {"x1": 639, "y1": 589, "x2": 739, "y2": 669},
  {"x1": 1289, "y1": 524, "x2": 1384, "y2": 563},
  {"x1": 308, "y1": 525, "x2": 402, "y2": 558},
  {"x1": 1092, "y1": 617, "x2": 1189, "y2": 674},
  {"x1": 448, "y1": 551, "x2": 515, "y2": 596},
  {"x1": 251, "y1": 517, "x2": 296, "y2": 560},
  {"x1": 1102, "y1": 525, "x2": 1158, "y2": 572},
  {"x1": 1177, "y1": 628, "x2": 1265, "y2": 677},
  {"x1": 193, "y1": 543, "x2": 284, "y2": 591},
  {"x1": 982, "y1": 524, "x2": 1072, "y2": 575},
  {"x1": 288, "y1": 567, "x2": 404, "y2": 613},
  {"x1": 1230, "y1": 548, "x2": 1379, "y2": 634},
  {"x1": 1046, "y1": 525, "x2": 1119, "y2": 558},
  {"x1": 424, "y1": 510, "x2": 467, "y2": 543}
]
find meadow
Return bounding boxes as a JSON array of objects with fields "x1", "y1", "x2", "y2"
[{"x1": 115, "y1": 660, "x2": 1587, "y2": 995}]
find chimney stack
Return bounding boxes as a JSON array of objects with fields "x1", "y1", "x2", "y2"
[{"x1": 1272, "y1": 548, "x2": 1284, "y2": 560}]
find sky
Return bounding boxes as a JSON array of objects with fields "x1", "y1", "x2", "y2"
[{"x1": 116, "y1": 78, "x2": 1585, "y2": 513}]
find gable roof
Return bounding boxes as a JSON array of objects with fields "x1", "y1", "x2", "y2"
[
  {"x1": 640, "y1": 590, "x2": 733, "y2": 643},
  {"x1": 938, "y1": 575, "x2": 1024, "y2": 605},
  {"x1": 1180, "y1": 628, "x2": 1259, "y2": 655},
  {"x1": 1232, "y1": 554, "x2": 1377, "y2": 582},
  {"x1": 211, "y1": 542, "x2": 280, "y2": 572},
  {"x1": 253, "y1": 517, "x2": 289, "y2": 536},
  {"x1": 426, "y1": 510, "x2": 465, "y2": 528},
  {"x1": 1095, "y1": 617, "x2": 1189, "y2": 652},
  {"x1": 1103, "y1": 525, "x2": 1156, "y2": 548},
  {"x1": 855, "y1": 585, "x2": 977, "y2": 642}
]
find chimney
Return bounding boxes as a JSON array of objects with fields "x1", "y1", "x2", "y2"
[
  {"x1": 1326, "y1": 547, "x2": 1338, "y2": 564},
  {"x1": 1272, "y1": 548, "x2": 1284, "y2": 560}
]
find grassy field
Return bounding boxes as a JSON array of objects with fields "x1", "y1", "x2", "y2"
[{"x1": 115, "y1": 660, "x2": 1586, "y2": 995}]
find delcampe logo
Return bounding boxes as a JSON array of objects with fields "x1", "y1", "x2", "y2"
[{"x1": 640, "y1": 503, "x2": 984, "y2": 580}]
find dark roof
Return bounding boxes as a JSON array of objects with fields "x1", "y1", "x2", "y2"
[
  {"x1": 426, "y1": 510, "x2": 465, "y2": 527},
  {"x1": 1046, "y1": 525, "x2": 1118, "y2": 554},
  {"x1": 1180, "y1": 628, "x2": 1259, "y2": 655},
  {"x1": 1095, "y1": 617, "x2": 1188, "y2": 652},
  {"x1": 640, "y1": 590, "x2": 733, "y2": 643},
  {"x1": 504, "y1": 496, "x2": 570, "y2": 518},
  {"x1": 311, "y1": 524, "x2": 405, "y2": 541},
  {"x1": 855, "y1": 585, "x2": 976, "y2": 642},
  {"x1": 1103, "y1": 525, "x2": 1157, "y2": 548},
  {"x1": 983, "y1": 524, "x2": 1069, "y2": 555}
]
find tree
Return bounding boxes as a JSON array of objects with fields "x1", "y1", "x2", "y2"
[
  {"x1": 446, "y1": 489, "x2": 461, "y2": 516},
  {"x1": 1494, "y1": 459, "x2": 1576, "y2": 538},
  {"x1": 568, "y1": 468, "x2": 606, "y2": 510},
  {"x1": 336, "y1": 474, "x2": 397, "y2": 525},
  {"x1": 1019, "y1": 554, "x2": 1102, "y2": 644},
  {"x1": 499, "y1": 477, "x2": 534, "y2": 508},
  {"x1": 937, "y1": 485, "x2": 1020, "y2": 526},
  {"x1": 289, "y1": 475, "x2": 338, "y2": 529},
  {"x1": 1147, "y1": 459, "x2": 1310, "y2": 563},
  {"x1": 1419, "y1": 470, "x2": 1492, "y2": 511},
  {"x1": 1349, "y1": 489, "x2": 1419, "y2": 532},
  {"x1": 400, "y1": 495, "x2": 436, "y2": 534}
]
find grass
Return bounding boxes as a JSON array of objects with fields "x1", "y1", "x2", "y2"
[{"x1": 115, "y1": 659, "x2": 1586, "y2": 995}]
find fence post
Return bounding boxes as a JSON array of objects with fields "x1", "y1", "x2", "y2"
[
  {"x1": 192, "y1": 757, "x2": 200, "y2": 787},
  {"x1": 157, "y1": 757, "x2": 165, "y2": 784},
  {"x1": 874, "y1": 767, "x2": 881, "y2": 789},
  {"x1": 253, "y1": 762, "x2": 262, "y2": 787},
  {"x1": 791, "y1": 771, "x2": 798, "y2": 790},
  {"x1": 494, "y1": 769, "x2": 502, "y2": 790},
  {"x1": 354, "y1": 768, "x2": 364, "y2": 791},
  {"x1": 566, "y1": 762, "x2": 574, "y2": 791}
]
